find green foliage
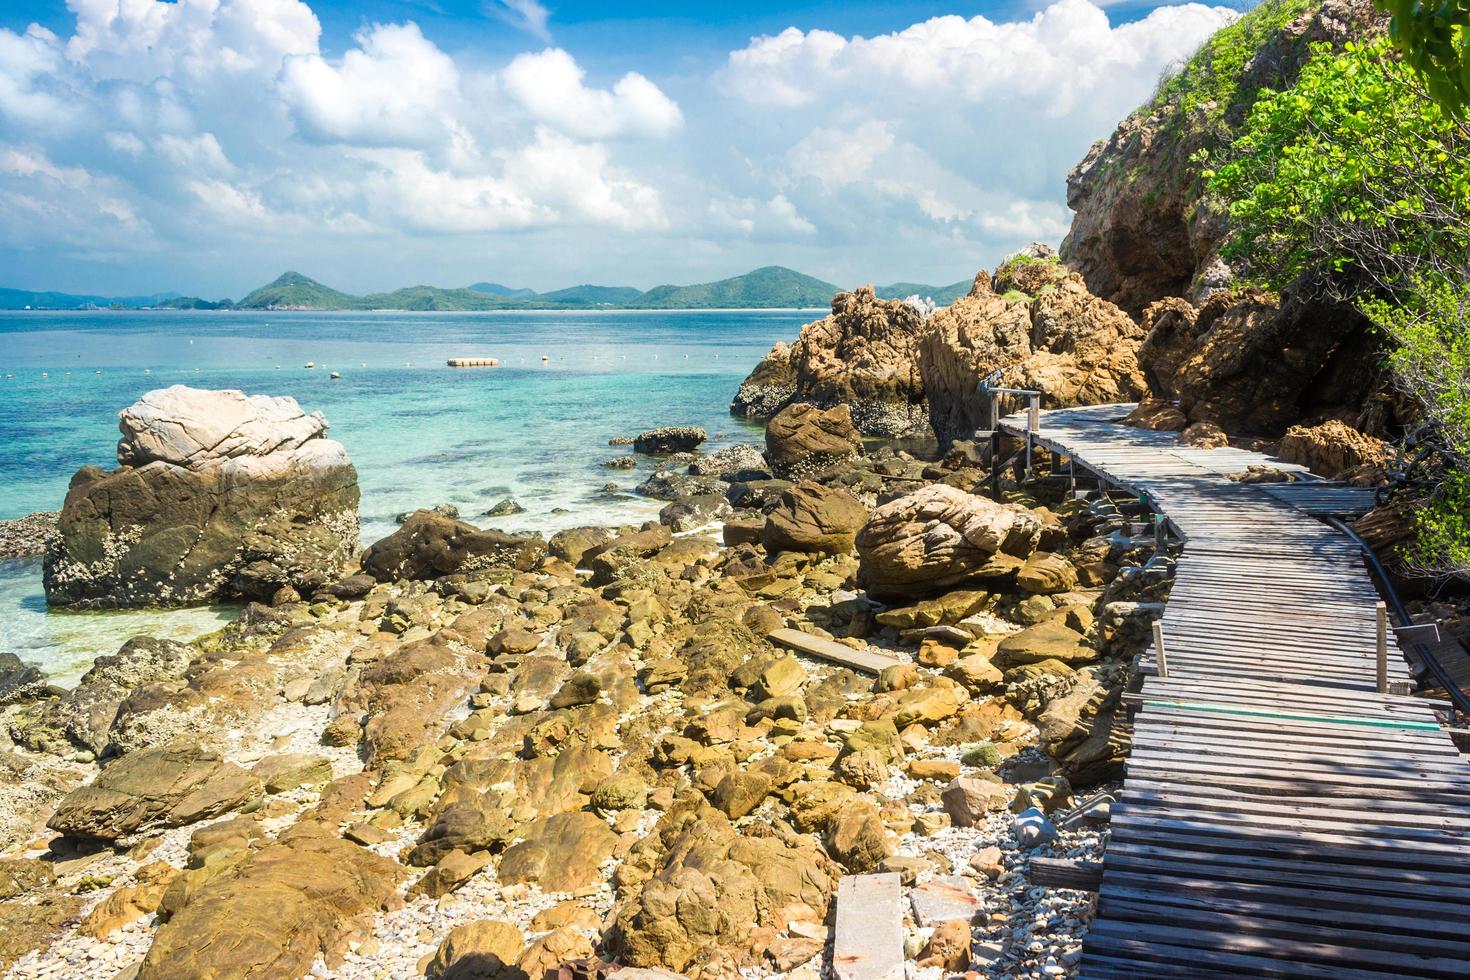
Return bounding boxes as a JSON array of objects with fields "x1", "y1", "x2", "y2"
[
  {"x1": 1207, "y1": 39, "x2": 1470, "y2": 289},
  {"x1": 1152, "y1": 0, "x2": 1317, "y2": 129},
  {"x1": 1000, "y1": 289, "x2": 1032, "y2": 304},
  {"x1": 1364, "y1": 278, "x2": 1470, "y2": 573},
  {"x1": 1378, "y1": 0, "x2": 1470, "y2": 115}
]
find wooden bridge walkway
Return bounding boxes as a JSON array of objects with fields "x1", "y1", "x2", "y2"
[{"x1": 999, "y1": 404, "x2": 1470, "y2": 978}]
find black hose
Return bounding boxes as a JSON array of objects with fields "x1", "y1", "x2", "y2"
[{"x1": 1326, "y1": 516, "x2": 1470, "y2": 723}]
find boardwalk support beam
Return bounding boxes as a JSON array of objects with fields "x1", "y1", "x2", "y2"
[
  {"x1": 1152, "y1": 620, "x2": 1168, "y2": 679},
  {"x1": 1376, "y1": 601, "x2": 1389, "y2": 695}
]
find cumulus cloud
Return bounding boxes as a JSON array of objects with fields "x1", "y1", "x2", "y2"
[
  {"x1": 0, "y1": 0, "x2": 1235, "y2": 293},
  {"x1": 279, "y1": 22, "x2": 462, "y2": 147},
  {"x1": 500, "y1": 49, "x2": 683, "y2": 140}
]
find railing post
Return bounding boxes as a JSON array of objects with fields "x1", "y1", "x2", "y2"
[
  {"x1": 1376, "y1": 602, "x2": 1388, "y2": 695},
  {"x1": 989, "y1": 391, "x2": 1000, "y2": 432},
  {"x1": 989, "y1": 429, "x2": 1002, "y2": 502},
  {"x1": 1153, "y1": 621, "x2": 1169, "y2": 679},
  {"x1": 1025, "y1": 394, "x2": 1039, "y2": 478},
  {"x1": 1154, "y1": 513, "x2": 1167, "y2": 556}
]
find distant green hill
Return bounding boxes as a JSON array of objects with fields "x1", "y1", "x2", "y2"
[
  {"x1": 238, "y1": 272, "x2": 368, "y2": 310},
  {"x1": 158, "y1": 296, "x2": 234, "y2": 310},
  {"x1": 0, "y1": 287, "x2": 185, "y2": 309},
  {"x1": 637, "y1": 266, "x2": 837, "y2": 309},
  {"x1": 876, "y1": 279, "x2": 973, "y2": 306},
  {"x1": 359, "y1": 285, "x2": 526, "y2": 311},
  {"x1": 468, "y1": 282, "x2": 537, "y2": 299},
  {"x1": 536, "y1": 284, "x2": 643, "y2": 306}
]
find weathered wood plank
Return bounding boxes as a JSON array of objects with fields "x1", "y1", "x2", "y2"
[
  {"x1": 768, "y1": 628, "x2": 899, "y2": 675},
  {"x1": 832, "y1": 873, "x2": 904, "y2": 980}
]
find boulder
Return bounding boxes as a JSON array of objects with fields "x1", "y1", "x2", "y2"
[
  {"x1": 658, "y1": 493, "x2": 731, "y2": 532},
  {"x1": 764, "y1": 403, "x2": 864, "y2": 479},
  {"x1": 634, "y1": 427, "x2": 707, "y2": 455},
  {"x1": 918, "y1": 259, "x2": 1146, "y2": 447},
  {"x1": 48, "y1": 745, "x2": 262, "y2": 841},
  {"x1": 427, "y1": 920, "x2": 526, "y2": 980},
  {"x1": 0, "y1": 653, "x2": 47, "y2": 707},
  {"x1": 688, "y1": 443, "x2": 769, "y2": 479},
  {"x1": 139, "y1": 828, "x2": 403, "y2": 979},
  {"x1": 761, "y1": 482, "x2": 868, "y2": 555},
  {"x1": 498, "y1": 811, "x2": 620, "y2": 892},
  {"x1": 361, "y1": 510, "x2": 544, "y2": 582},
  {"x1": 1015, "y1": 553, "x2": 1078, "y2": 595},
  {"x1": 994, "y1": 621, "x2": 1095, "y2": 667},
  {"x1": 44, "y1": 386, "x2": 359, "y2": 608},
  {"x1": 1140, "y1": 286, "x2": 1387, "y2": 435},
  {"x1": 1279, "y1": 419, "x2": 1389, "y2": 479},
  {"x1": 941, "y1": 775, "x2": 1007, "y2": 827},
  {"x1": 735, "y1": 286, "x2": 930, "y2": 436},
  {"x1": 855, "y1": 485, "x2": 1043, "y2": 598}
]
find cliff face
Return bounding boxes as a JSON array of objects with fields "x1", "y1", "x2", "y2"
[
  {"x1": 732, "y1": 286, "x2": 930, "y2": 438},
  {"x1": 1059, "y1": 0, "x2": 1383, "y2": 318},
  {"x1": 735, "y1": 248, "x2": 1146, "y2": 449},
  {"x1": 920, "y1": 257, "x2": 1145, "y2": 447}
]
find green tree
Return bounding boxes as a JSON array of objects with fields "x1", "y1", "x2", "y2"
[
  {"x1": 1378, "y1": 0, "x2": 1470, "y2": 115},
  {"x1": 1208, "y1": 38, "x2": 1470, "y2": 577}
]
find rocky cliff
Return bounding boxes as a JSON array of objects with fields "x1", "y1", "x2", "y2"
[
  {"x1": 736, "y1": 247, "x2": 1146, "y2": 449},
  {"x1": 1060, "y1": 0, "x2": 1384, "y2": 317},
  {"x1": 732, "y1": 285, "x2": 930, "y2": 437}
]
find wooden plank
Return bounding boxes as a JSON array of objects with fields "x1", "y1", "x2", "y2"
[
  {"x1": 1028, "y1": 857, "x2": 1103, "y2": 891},
  {"x1": 832, "y1": 873, "x2": 904, "y2": 980},
  {"x1": 768, "y1": 628, "x2": 899, "y2": 675}
]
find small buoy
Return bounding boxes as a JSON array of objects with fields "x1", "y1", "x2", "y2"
[
  {"x1": 189, "y1": 339, "x2": 193, "y2": 345},
  {"x1": 95, "y1": 370, "x2": 101, "y2": 374},
  {"x1": 194, "y1": 367, "x2": 200, "y2": 372},
  {"x1": 275, "y1": 365, "x2": 281, "y2": 370},
  {"x1": 540, "y1": 355, "x2": 549, "y2": 362},
  {"x1": 41, "y1": 372, "x2": 48, "y2": 377},
  {"x1": 145, "y1": 368, "x2": 151, "y2": 374},
  {"x1": 304, "y1": 361, "x2": 315, "y2": 369},
  {"x1": 330, "y1": 371, "x2": 341, "y2": 380}
]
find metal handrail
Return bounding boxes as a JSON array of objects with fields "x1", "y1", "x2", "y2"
[{"x1": 1327, "y1": 516, "x2": 1470, "y2": 724}]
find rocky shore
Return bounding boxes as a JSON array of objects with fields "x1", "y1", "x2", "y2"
[
  {"x1": 0, "y1": 514, "x2": 58, "y2": 562},
  {"x1": 0, "y1": 384, "x2": 1168, "y2": 980}
]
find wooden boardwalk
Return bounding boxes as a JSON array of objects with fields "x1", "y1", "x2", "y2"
[{"x1": 999, "y1": 404, "x2": 1470, "y2": 979}]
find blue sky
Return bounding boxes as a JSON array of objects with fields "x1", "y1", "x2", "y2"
[{"x1": 0, "y1": 0, "x2": 1241, "y2": 297}]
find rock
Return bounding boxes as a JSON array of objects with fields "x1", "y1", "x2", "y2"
[
  {"x1": 484, "y1": 498, "x2": 525, "y2": 517},
  {"x1": 634, "y1": 427, "x2": 707, "y2": 455},
  {"x1": 0, "y1": 653, "x2": 47, "y2": 706},
  {"x1": 603, "y1": 454, "x2": 638, "y2": 470},
  {"x1": 1180, "y1": 421, "x2": 1229, "y2": 448},
  {"x1": 658, "y1": 494, "x2": 730, "y2": 532},
  {"x1": 361, "y1": 510, "x2": 544, "y2": 581},
  {"x1": 1059, "y1": 0, "x2": 1383, "y2": 316},
  {"x1": 0, "y1": 895, "x2": 85, "y2": 972},
  {"x1": 945, "y1": 655, "x2": 1003, "y2": 693},
  {"x1": 825, "y1": 800, "x2": 892, "y2": 872},
  {"x1": 764, "y1": 403, "x2": 864, "y2": 479},
  {"x1": 919, "y1": 259, "x2": 1145, "y2": 447},
  {"x1": 907, "y1": 759, "x2": 961, "y2": 781},
  {"x1": 1141, "y1": 286, "x2": 1386, "y2": 434},
  {"x1": 855, "y1": 485, "x2": 1043, "y2": 598},
  {"x1": 941, "y1": 775, "x2": 1006, "y2": 827},
  {"x1": 1015, "y1": 553, "x2": 1078, "y2": 595},
  {"x1": 427, "y1": 920, "x2": 526, "y2": 980},
  {"x1": 911, "y1": 876, "x2": 983, "y2": 927},
  {"x1": 548, "y1": 526, "x2": 617, "y2": 566},
  {"x1": 0, "y1": 511, "x2": 57, "y2": 561},
  {"x1": 49, "y1": 745, "x2": 263, "y2": 841},
  {"x1": 735, "y1": 286, "x2": 930, "y2": 437},
  {"x1": 710, "y1": 771, "x2": 772, "y2": 819},
  {"x1": 0, "y1": 858, "x2": 55, "y2": 899},
  {"x1": 592, "y1": 773, "x2": 648, "y2": 811},
  {"x1": 688, "y1": 443, "x2": 769, "y2": 479},
  {"x1": 44, "y1": 386, "x2": 359, "y2": 608},
  {"x1": 252, "y1": 754, "x2": 332, "y2": 794},
  {"x1": 518, "y1": 926, "x2": 593, "y2": 979},
  {"x1": 1122, "y1": 397, "x2": 1186, "y2": 431},
  {"x1": 994, "y1": 621, "x2": 1094, "y2": 667},
  {"x1": 918, "y1": 918, "x2": 972, "y2": 971},
  {"x1": 761, "y1": 482, "x2": 868, "y2": 555},
  {"x1": 139, "y1": 828, "x2": 403, "y2": 978},
  {"x1": 1279, "y1": 419, "x2": 1389, "y2": 479},
  {"x1": 755, "y1": 654, "x2": 806, "y2": 699},
  {"x1": 79, "y1": 860, "x2": 178, "y2": 939},
  {"x1": 498, "y1": 811, "x2": 620, "y2": 892},
  {"x1": 1012, "y1": 806, "x2": 1059, "y2": 848},
  {"x1": 325, "y1": 572, "x2": 376, "y2": 599}
]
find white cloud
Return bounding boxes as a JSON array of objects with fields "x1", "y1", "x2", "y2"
[
  {"x1": 279, "y1": 22, "x2": 461, "y2": 147},
  {"x1": 500, "y1": 49, "x2": 683, "y2": 140}
]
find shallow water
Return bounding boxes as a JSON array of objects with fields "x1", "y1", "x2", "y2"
[{"x1": 0, "y1": 309, "x2": 807, "y2": 682}]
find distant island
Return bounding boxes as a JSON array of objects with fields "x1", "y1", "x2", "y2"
[{"x1": 0, "y1": 267, "x2": 974, "y2": 313}]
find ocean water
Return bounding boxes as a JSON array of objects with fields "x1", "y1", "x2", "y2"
[{"x1": 0, "y1": 309, "x2": 808, "y2": 683}]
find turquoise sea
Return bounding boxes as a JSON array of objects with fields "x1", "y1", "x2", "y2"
[{"x1": 0, "y1": 309, "x2": 808, "y2": 683}]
